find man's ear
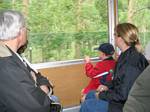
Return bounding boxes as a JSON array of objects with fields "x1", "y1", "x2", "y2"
[{"x1": 19, "y1": 28, "x2": 25, "y2": 37}]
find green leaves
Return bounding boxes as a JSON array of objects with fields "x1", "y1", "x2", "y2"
[{"x1": 1, "y1": 0, "x2": 108, "y2": 63}]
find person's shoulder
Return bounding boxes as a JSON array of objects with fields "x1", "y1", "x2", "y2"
[
  {"x1": 130, "y1": 51, "x2": 149, "y2": 67},
  {"x1": 136, "y1": 51, "x2": 148, "y2": 61},
  {"x1": 97, "y1": 59, "x2": 114, "y2": 65},
  {"x1": 104, "y1": 57, "x2": 116, "y2": 62},
  {"x1": 130, "y1": 48, "x2": 144, "y2": 59},
  {"x1": 0, "y1": 44, "x2": 12, "y2": 57}
]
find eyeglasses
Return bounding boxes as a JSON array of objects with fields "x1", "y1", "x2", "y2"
[
  {"x1": 114, "y1": 33, "x2": 120, "y2": 37},
  {"x1": 114, "y1": 33, "x2": 117, "y2": 36},
  {"x1": 22, "y1": 26, "x2": 30, "y2": 32},
  {"x1": 26, "y1": 27, "x2": 30, "y2": 31}
]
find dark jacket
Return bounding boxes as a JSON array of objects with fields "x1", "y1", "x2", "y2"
[
  {"x1": 0, "y1": 44, "x2": 50, "y2": 112},
  {"x1": 123, "y1": 65, "x2": 150, "y2": 112},
  {"x1": 98, "y1": 47, "x2": 149, "y2": 112}
]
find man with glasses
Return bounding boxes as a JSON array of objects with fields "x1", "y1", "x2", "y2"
[{"x1": 0, "y1": 10, "x2": 50, "y2": 112}]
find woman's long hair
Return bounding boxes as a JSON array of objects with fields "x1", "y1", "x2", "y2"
[{"x1": 115, "y1": 23, "x2": 142, "y2": 53}]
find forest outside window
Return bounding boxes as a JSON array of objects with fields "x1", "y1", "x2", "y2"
[
  {"x1": 0, "y1": 0, "x2": 108, "y2": 63},
  {"x1": 118, "y1": 0, "x2": 150, "y2": 49}
]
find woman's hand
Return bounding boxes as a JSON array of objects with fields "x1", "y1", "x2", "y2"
[{"x1": 97, "y1": 85, "x2": 108, "y2": 92}]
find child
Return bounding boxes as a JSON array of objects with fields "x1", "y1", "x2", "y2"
[{"x1": 81, "y1": 43, "x2": 116, "y2": 102}]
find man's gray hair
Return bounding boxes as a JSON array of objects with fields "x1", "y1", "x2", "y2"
[{"x1": 0, "y1": 10, "x2": 25, "y2": 40}]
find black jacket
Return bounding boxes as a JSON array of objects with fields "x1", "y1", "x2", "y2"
[
  {"x1": 98, "y1": 47, "x2": 149, "y2": 112},
  {"x1": 0, "y1": 44, "x2": 50, "y2": 112}
]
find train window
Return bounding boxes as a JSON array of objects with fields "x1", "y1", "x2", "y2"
[
  {"x1": 118, "y1": 0, "x2": 150, "y2": 48},
  {"x1": 0, "y1": 0, "x2": 109, "y2": 63}
]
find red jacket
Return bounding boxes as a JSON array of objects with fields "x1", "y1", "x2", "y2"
[{"x1": 83, "y1": 57, "x2": 116, "y2": 94}]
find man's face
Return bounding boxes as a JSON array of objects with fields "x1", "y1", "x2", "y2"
[
  {"x1": 22, "y1": 27, "x2": 28, "y2": 46},
  {"x1": 18, "y1": 27, "x2": 28, "y2": 49}
]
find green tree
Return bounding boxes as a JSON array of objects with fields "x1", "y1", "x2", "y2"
[{"x1": 0, "y1": 0, "x2": 108, "y2": 63}]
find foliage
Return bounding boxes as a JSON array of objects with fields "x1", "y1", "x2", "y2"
[
  {"x1": 26, "y1": 0, "x2": 108, "y2": 63},
  {"x1": 1, "y1": 0, "x2": 150, "y2": 63},
  {"x1": 118, "y1": 0, "x2": 150, "y2": 49},
  {"x1": 27, "y1": 31, "x2": 107, "y2": 63},
  {"x1": 118, "y1": 0, "x2": 150, "y2": 30}
]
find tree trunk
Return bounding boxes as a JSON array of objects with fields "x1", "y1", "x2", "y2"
[
  {"x1": 127, "y1": 0, "x2": 134, "y2": 22},
  {"x1": 0, "y1": 0, "x2": 3, "y2": 4},
  {"x1": 12, "y1": 0, "x2": 15, "y2": 9},
  {"x1": 22, "y1": 0, "x2": 29, "y2": 17},
  {"x1": 74, "y1": 0, "x2": 83, "y2": 59}
]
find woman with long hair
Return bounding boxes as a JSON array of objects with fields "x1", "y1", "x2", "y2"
[{"x1": 80, "y1": 23, "x2": 149, "y2": 112}]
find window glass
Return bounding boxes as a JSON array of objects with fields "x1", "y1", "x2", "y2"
[
  {"x1": 118, "y1": 0, "x2": 150, "y2": 48},
  {"x1": 0, "y1": 0, "x2": 108, "y2": 63}
]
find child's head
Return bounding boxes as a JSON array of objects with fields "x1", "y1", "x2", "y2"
[{"x1": 95, "y1": 43, "x2": 115, "y2": 60}]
